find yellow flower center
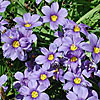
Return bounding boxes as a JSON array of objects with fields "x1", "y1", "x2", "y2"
[
  {"x1": 24, "y1": 22, "x2": 31, "y2": 27},
  {"x1": 48, "y1": 54, "x2": 54, "y2": 61},
  {"x1": 10, "y1": 36, "x2": 13, "y2": 39},
  {"x1": 70, "y1": 44, "x2": 77, "y2": 51},
  {"x1": 71, "y1": 56, "x2": 78, "y2": 62},
  {"x1": 74, "y1": 77, "x2": 81, "y2": 84},
  {"x1": 74, "y1": 25, "x2": 80, "y2": 32},
  {"x1": 94, "y1": 47, "x2": 100, "y2": 54},
  {"x1": 31, "y1": 91, "x2": 38, "y2": 98},
  {"x1": 13, "y1": 41, "x2": 20, "y2": 48},
  {"x1": 40, "y1": 74, "x2": 47, "y2": 80},
  {"x1": 51, "y1": 15, "x2": 58, "y2": 22}
]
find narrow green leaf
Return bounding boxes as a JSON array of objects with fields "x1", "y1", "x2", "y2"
[{"x1": 76, "y1": 4, "x2": 100, "y2": 24}]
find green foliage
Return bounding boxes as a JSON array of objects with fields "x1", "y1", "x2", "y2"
[{"x1": 0, "y1": 0, "x2": 100, "y2": 99}]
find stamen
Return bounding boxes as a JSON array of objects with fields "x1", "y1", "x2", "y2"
[
  {"x1": 12, "y1": 41, "x2": 20, "y2": 48},
  {"x1": 94, "y1": 47, "x2": 100, "y2": 54},
  {"x1": 71, "y1": 56, "x2": 77, "y2": 62},
  {"x1": 40, "y1": 74, "x2": 47, "y2": 80},
  {"x1": 70, "y1": 44, "x2": 77, "y2": 51},
  {"x1": 48, "y1": 54, "x2": 54, "y2": 61},
  {"x1": 32, "y1": 91, "x2": 38, "y2": 98},
  {"x1": 51, "y1": 15, "x2": 58, "y2": 22},
  {"x1": 74, "y1": 77, "x2": 81, "y2": 84},
  {"x1": 74, "y1": 25, "x2": 80, "y2": 32}
]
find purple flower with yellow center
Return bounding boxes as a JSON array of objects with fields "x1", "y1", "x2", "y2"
[
  {"x1": 2, "y1": 28, "x2": 26, "y2": 61},
  {"x1": 64, "y1": 50, "x2": 84, "y2": 73},
  {"x1": 63, "y1": 19, "x2": 90, "y2": 37},
  {"x1": 80, "y1": 33, "x2": 100, "y2": 63},
  {"x1": 2, "y1": 28, "x2": 37, "y2": 61},
  {"x1": 0, "y1": 16, "x2": 8, "y2": 32},
  {"x1": 41, "y1": 2, "x2": 68, "y2": 30},
  {"x1": 0, "y1": 0, "x2": 10, "y2": 12},
  {"x1": 63, "y1": 71, "x2": 92, "y2": 91},
  {"x1": 58, "y1": 36, "x2": 84, "y2": 54},
  {"x1": 13, "y1": 13, "x2": 42, "y2": 29},
  {"x1": 14, "y1": 69, "x2": 32, "y2": 86},
  {"x1": 19, "y1": 80, "x2": 49, "y2": 100},
  {"x1": 30, "y1": 67, "x2": 53, "y2": 88},
  {"x1": 35, "y1": 43, "x2": 61, "y2": 70},
  {"x1": 66, "y1": 88, "x2": 98, "y2": 100},
  {"x1": 36, "y1": 0, "x2": 51, "y2": 5}
]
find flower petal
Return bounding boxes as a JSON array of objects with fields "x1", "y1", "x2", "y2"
[
  {"x1": 51, "y1": 2, "x2": 59, "y2": 13},
  {"x1": 14, "y1": 72, "x2": 23, "y2": 81},
  {"x1": 28, "y1": 80, "x2": 37, "y2": 89},
  {"x1": 39, "y1": 93, "x2": 49, "y2": 100},
  {"x1": 42, "y1": 6, "x2": 51, "y2": 16},
  {"x1": 35, "y1": 55, "x2": 46, "y2": 64},
  {"x1": 50, "y1": 21, "x2": 58, "y2": 30},
  {"x1": 13, "y1": 17, "x2": 24, "y2": 25},
  {"x1": 23, "y1": 96, "x2": 31, "y2": 100},
  {"x1": 64, "y1": 71, "x2": 74, "y2": 81},
  {"x1": 0, "y1": 75, "x2": 7, "y2": 87},
  {"x1": 49, "y1": 43, "x2": 57, "y2": 53},
  {"x1": 63, "y1": 82, "x2": 73, "y2": 90},
  {"x1": 23, "y1": 13, "x2": 31, "y2": 23},
  {"x1": 31, "y1": 14, "x2": 40, "y2": 22},
  {"x1": 88, "y1": 33, "x2": 97, "y2": 47},
  {"x1": 40, "y1": 47, "x2": 49, "y2": 55},
  {"x1": 66, "y1": 91, "x2": 78, "y2": 100},
  {"x1": 58, "y1": 8, "x2": 68, "y2": 17},
  {"x1": 19, "y1": 86, "x2": 30, "y2": 95},
  {"x1": 80, "y1": 42, "x2": 93, "y2": 52},
  {"x1": 42, "y1": 16, "x2": 50, "y2": 23}
]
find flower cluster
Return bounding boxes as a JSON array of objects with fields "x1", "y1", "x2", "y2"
[{"x1": 0, "y1": 1, "x2": 100, "y2": 100}]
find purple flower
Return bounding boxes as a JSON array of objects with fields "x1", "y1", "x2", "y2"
[
  {"x1": 63, "y1": 71, "x2": 92, "y2": 91},
  {"x1": 19, "y1": 80, "x2": 49, "y2": 100},
  {"x1": 66, "y1": 87, "x2": 98, "y2": 100},
  {"x1": 0, "y1": 16, "x2": 8, "y2": 32},
  {"x1": 63, "y1": 19, "x2": 90, "y2": 37},
  {"x1": 66, "y1": 87, "x2": 88, "y2": 100},
  {"x1": 13, "y1": 13, "x2": 42, "y2": 29},
  {"x1": 41, "y1": 2, "x2": 68, "y2": 30},
  {"x1": 35, "y1": 43, "x2": 61, "y2": 70},
  {"x1": 64, "y1": 50, "x2": 84, "y2": 73},
  {"x1": 80, "y1": 33, "x2": 100, "y2": 63},
  {"x1": 0, "y1": 0, "x2": 10, "y2": 12},
  {"x1": 29, "y1": 67, "x2": 53, "y2": 88},
  {"x1": 14, "y1": 69, "x2": 32, "y2": 86},
  {"x1": 1, "y1": 28, "x2": 37, "y2": 61},
  {"x1": 2, "y1": 28, "x2": 25, "y2": 61},
  {"x1": 36, "y1": 0, "x2": 51, "y2": 5},
  {"x1": 58, "y1": 36, "x2": 84, "y2": 54}
]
